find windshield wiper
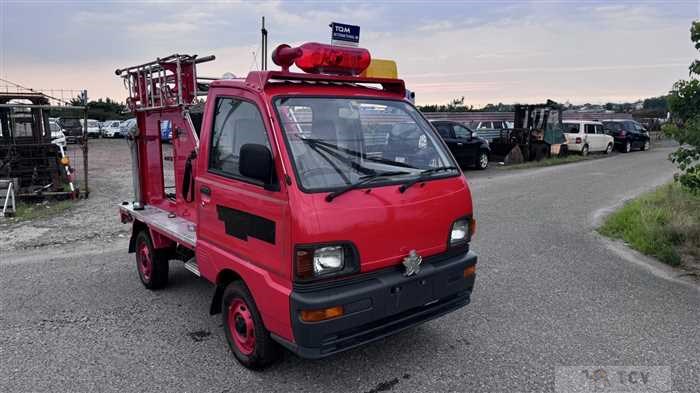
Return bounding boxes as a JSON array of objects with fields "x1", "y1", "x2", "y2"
[
  {"x1": 398, "y1": 166, "x2": 458, "y2": 193},
  {"x1": 300, "y1": 137, "x2": 377, "y2": 176},
  {"x1": 326, "y1": 170, "x2": 410, "y2": 202}
]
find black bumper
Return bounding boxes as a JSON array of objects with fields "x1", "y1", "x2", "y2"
[{"x1": 273, "y1": 250, "x2": 477, "y2": 359}]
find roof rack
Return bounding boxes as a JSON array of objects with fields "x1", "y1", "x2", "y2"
[{"x1": 115, "y1": 54, "x2": 215, "y2": 112}]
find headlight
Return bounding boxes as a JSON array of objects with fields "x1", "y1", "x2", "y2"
[
  {"x1": 450, "y1": 217, "x2": 475, "y2": 247},
  {"x1": 295, "y1": 243, "x2": 358, "y2": 282},
  {"x1": 313, "y1": 246, "x2": 344, "y2": 275}
]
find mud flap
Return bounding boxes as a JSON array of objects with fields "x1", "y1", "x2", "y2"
[{"x1": 210, "y1": 284, "x2": 224, "y2": 315}]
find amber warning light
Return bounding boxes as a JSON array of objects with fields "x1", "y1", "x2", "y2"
[{"x1": 272, "y1": 42, "x2": 371, "y2": 76}]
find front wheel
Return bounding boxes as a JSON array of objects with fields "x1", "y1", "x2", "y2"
[
  {"x1": 222, "y1": 281, "x2": 280, "y2": 370},
  {"x1": 476, "y1": 151, "x2": 489, "y2": 170},
  {"x1": 605, "y1": 143, "x2": 613, "y2": 154},
  {"x1": 641, "y1": 141, "x2": 650, "y2": 151}
]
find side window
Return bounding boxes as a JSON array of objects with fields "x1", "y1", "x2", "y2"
[
  {"x1": 209, "y1": 98, "x2": 270, "y2": 180},
  {"x1": 594, "y1": 125, "x2": 603, "y2": 134},
  {"x1": 584, "y1": 124, "x2": 595, "y2": 134},
  {"x1": 480, "y1": 122, "x2": 492, "y2": 129},
  {"x1": 565, "y1": 124, "x2": 580, "y2": 133},
  {"x1": 453, "y1": 124, "x2": 471, "y2": 139},
  {"x1": 435, "y1": 124, "x2": 452, "y2": 138},
  {"x1": 493, "y1": 121, "x2": 503, "y2": 129}
]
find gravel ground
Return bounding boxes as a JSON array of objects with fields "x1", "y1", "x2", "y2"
[
  {"x1": 0, "y1": 139, "x2": 138, "y2": 251},
  {"x1": 1, "y1": 139, "x2": 697, "y2": 393}
]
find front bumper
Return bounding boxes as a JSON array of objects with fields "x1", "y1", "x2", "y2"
[{"x1": 273, "y1": 250, "x2": 477, "y2": 359}]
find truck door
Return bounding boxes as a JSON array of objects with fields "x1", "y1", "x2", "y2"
[{"x1": 195, "y1": 92, "x2": 290, "y2": 287}]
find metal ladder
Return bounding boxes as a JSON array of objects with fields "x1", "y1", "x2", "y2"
[
  {"x1": 0, "y1": 178, "x2": 17, "y2": 217},
  {"x1": 115, "y1": 54, "x2": 215, "y2": 112}
]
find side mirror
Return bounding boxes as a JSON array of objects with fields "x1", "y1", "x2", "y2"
[{"x1": 239, "y1": 143, "x2": 276, "y2": 188}]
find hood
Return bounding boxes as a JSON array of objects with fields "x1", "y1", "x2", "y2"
[{"x1": 291, "y1": 175, "x2": 472, "y2": 273}]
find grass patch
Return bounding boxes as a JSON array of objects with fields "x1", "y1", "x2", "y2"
[
  {"x1": 4, "y1": 200, "x2": 74, "y2": 223},
  {"x1": 598, "y1": 183, "x2": 700, "y2": 268},
  {"x1": 498, "y1": 154, "x2": 594, "y2": 170}
]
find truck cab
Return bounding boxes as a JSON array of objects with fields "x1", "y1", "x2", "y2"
[{"x1": 117, "y1": 44, "x2": 478, "y2": 369}]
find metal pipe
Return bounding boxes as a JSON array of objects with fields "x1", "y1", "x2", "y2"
[
  {"x1": 82, "y1": 104, "x2": 89, "y2": 197},
  {"x1": 176, "y1": 56, "x2": 183, "y2": 105},
  {"x1": 127, "y1": 122, "x2": 143, "y2": 210},
  {"x1": 0, "y1": 104, "x2": 85, "y2": 109}
]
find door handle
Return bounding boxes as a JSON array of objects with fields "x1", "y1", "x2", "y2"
[
  {"x1": 457, "y1": 143, "x2": 464, "y2": 146},
  {"x1": 200, "y1": 186, "x2": 211, "y2": 196}
]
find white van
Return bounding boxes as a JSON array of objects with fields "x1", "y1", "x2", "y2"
[{"x1": 563, "y1": 120, "x2": 614, "y2": 155}]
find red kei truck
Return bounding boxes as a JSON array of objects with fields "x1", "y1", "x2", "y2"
[{"x1": 116, "y1": 43, "x2": 478, "y2": 369}]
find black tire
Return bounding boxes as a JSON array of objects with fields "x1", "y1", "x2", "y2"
[
  {"x1": 134, "y1": 230, "x2": 169, "y2": 289},
  {"x1": 605, "y1": 143, "x2": 613, "y2": 154},
  {"x1": 475, "y1": 151, "x2": 489, "y2": 170},
  {"x1": 622, "y1": 140, "x2": 631, "y2": 153},
  {"x1": 581, "y1": 144, "x2": 589, "y2": 156},
  {"x1": 641, "y1": 140, "x2": 650, "y2": 151},
  {"x1": 222, "y1": 281, "x2": 280, "y2": 370}
]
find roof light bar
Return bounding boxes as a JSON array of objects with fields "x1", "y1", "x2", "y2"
[{"x1": 272, "y1": 42, "x2": 371, "y2": 76}]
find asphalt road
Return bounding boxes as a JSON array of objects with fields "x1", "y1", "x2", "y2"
[{"x1": 1, "y1": 145, "x2": 698, "y2": 393}]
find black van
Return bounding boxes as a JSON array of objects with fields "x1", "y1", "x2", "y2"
[
  {"x1": 57, "y1": 117, "x2": 83, "y2": 144},
  {"x1": 602, "y1": 120, "x2": 651, "y2": 153}
]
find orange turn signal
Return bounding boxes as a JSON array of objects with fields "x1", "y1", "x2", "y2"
[
  {"x1": 300, "y1": 306, "x2": 344, "y2": 322},
  {"x1": 60, "y1": 157, "x2": 70, "y2": 166},
  {"x1": 463, "y1": 265, "x2": 476, "y2": 278},
  {"x1": 468, "y1": 218, "x2": 477, "y2": 238}
]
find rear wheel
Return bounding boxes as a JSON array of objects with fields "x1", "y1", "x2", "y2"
[
  {"x1": 623, "y1": 141, "x2": 631, "y2": 153},
  {"x1": 222, "y1": 281, "x2": 280, "y2": 370},
  {"x1": 605, "y1": 143, "x2": 613, "y2": 154},
  {"x1": 134, "y1": 230, "x2": 169, "y2": 289},
  {"x1": 476, "y1": 151, "x2": 489, "y2": 170},
  {"x1": 581, "y1": 144, "x2": 589, "y2": 156}
]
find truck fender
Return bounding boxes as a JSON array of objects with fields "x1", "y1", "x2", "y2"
[
  {"x1": 209, "y1": 269, "x2": 243, "y2": 315},
  {"x1": 127, "y1": 221, "x2": 175, "y2": 252}
]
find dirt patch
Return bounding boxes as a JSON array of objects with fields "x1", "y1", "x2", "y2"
[{"x1": 0, "y1": 139, "x2": 135, "y2": 251}]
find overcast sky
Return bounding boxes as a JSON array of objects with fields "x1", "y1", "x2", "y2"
[{"x1": 1, "y1": 0, "x2": 698, "y2": 106}]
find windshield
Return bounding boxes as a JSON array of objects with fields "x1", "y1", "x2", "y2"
[
  {"x1": 275, "y1": 97, "x2": 457, "y2": 191},
  {"x1": 60, "y1": 118, "x2": 81, "y2": 128}
]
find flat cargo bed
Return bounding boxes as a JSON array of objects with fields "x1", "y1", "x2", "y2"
[{"x1": 119, "y1": 203, "x2": 196, "y2": 248}]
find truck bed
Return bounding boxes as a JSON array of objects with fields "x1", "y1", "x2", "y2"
[{"x1": 119, "y1": 202, "x2": 196, "y2": 248}]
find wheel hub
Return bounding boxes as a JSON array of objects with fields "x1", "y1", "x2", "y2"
[
  {"x1": 137, "y1": 242, "x2": 152, "y2": 281},
  {"x1": 235, "y1": 316, "x2": 247, "y2": 335},
  {"x1": 227, "y1": 298, "x2": 256, "y2": 355}
]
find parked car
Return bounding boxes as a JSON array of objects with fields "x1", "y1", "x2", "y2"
[
  {"x1": 119, "y1": 118, "x2": 136, "y2": 137},
  {"x1": 57, "y1": 117, "x2": 83, "y2": 143},
  {"x1": 602, "y1": 120, "x2": 651, "y2": 153},
  {"x1": 85, "y1": 119, "x2": 101, "y2": 138},
  {"x1": 431, "y1": 120, "x2": 490, "y2": 169},
  {"x1": 469, "y1": 120, "x2": 508, "y2": 142},
  {"x1": 563, "y1": 120, "x2": 614, "y2": 155},
  {"x1": 48, "y1": 121, "x2": 67, "y2": 148},
  {"x1": 101, "y1": 120, "x2": 123, "y2": 138}
]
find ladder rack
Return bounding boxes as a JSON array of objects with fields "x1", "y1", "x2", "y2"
[{"x1": 115, "y1": 54, "x2": 215, "y2": 112}]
